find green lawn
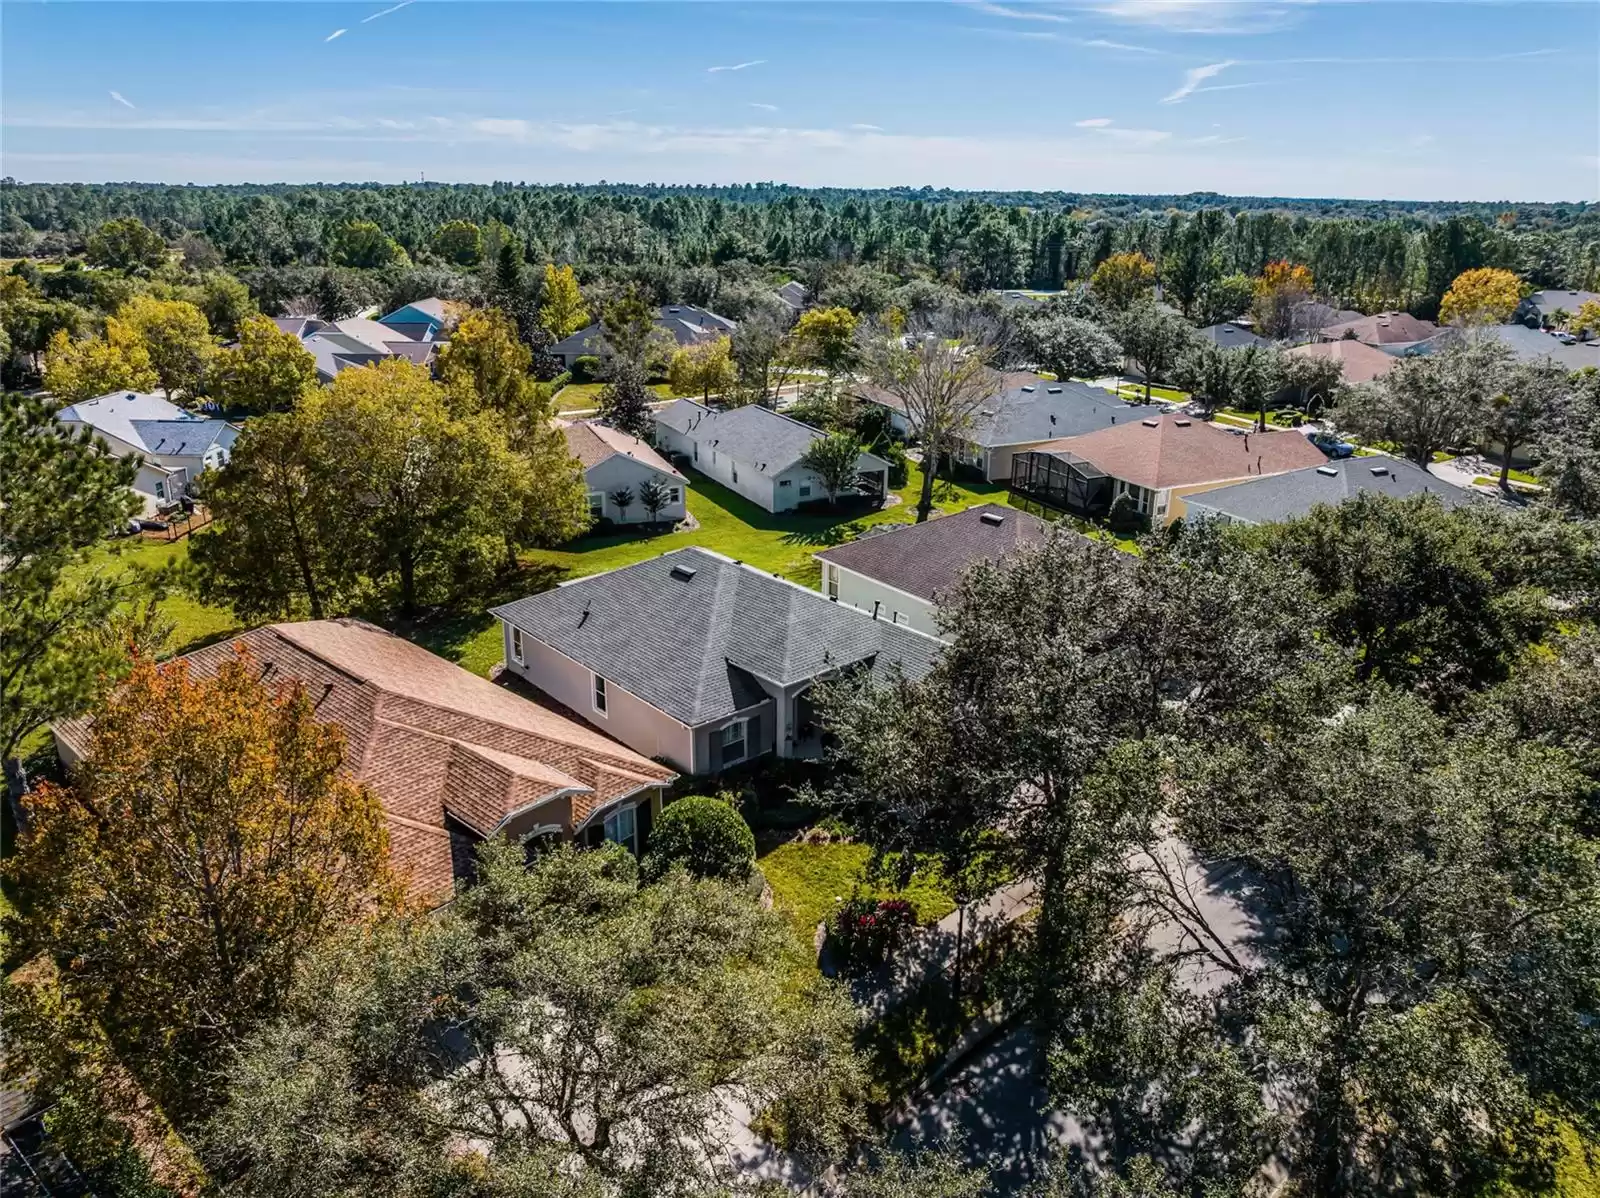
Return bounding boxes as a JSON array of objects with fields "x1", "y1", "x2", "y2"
[
  {"x1": 553, "y1": 382, "x2": 672, "y2": 413},
  {"x1": 72, "y1": 535, "x2": 244, "y2": 655},
  {"x1": 757, "y1": 840, "x2": 956, "y2": 937},
  {"x1": 1117, "y1": 383, "x2": 1191, "y2": 403}
]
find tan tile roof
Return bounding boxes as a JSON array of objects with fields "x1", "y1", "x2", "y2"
[
  {"x1": 1285, "y1": 339, "x2": 1398, "y2": 385},
  {"x1": 62, "y1": 620, "x2": 675, "y2": 906},
  {"x1": 562, "y1": 421, "x2": 686, "y2": 479},
  {"x1": 1036, "y1": 416, "x2": 1328, "y2": 491}
]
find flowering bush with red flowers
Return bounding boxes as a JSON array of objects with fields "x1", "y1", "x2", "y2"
[{"x1": 827, "y1": 896, "x2": 916, "y2": 971}]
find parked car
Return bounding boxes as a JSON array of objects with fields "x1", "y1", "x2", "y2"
[{"x1": 1308, "y1": 430, "x2": 1357, "y2": 459}]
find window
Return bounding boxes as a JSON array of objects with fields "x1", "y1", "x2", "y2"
[
  {"x1": 778, "y1": 479, "x2": 791, "y2": 488},
  {"x1": 826, "y1": 564, "x2": 839, "y2": 600},
  {"x1": 799, "y1": 484, "x2": 812, "y2": 498},
  {"x1": 603, "y1": 805, "x2": 637, "y2": 854},
  {"x1": 511, "y1": 627, "x2": 524, "y2": 664},
  {"x1": 153, "y1": 480, "x2": 166, "y2": 500},
  {"x1": 667, "y1": 486, "x2": 681, "y2": 504},
  {"x1": 587, "y1": 491, "x2": 605, "y2": 520},
  {"x1": 719, "y1": 719, "x2": 749, "y2": 766},
  {"x1": 592, "y1": 673, "x2": 608, "y2": 717},
  {"x1": 731, "y1": 463, "x2": 739, "y2": 483}
]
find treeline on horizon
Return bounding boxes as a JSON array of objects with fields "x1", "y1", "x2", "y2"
[{"x1": 4, "y1": 178, "x2": 1598, "y2": 321}]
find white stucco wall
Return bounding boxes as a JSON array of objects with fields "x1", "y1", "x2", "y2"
[{"x1": 820, "y1": 561, "x2": 940, "y2": 638}]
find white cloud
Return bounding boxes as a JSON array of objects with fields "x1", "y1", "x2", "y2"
[
  {"x1": 1089, "y1": 0, "x2": 1314, "y2": 34},
  {"x1": 324, "y1": 28, "x2": 347, "y2": 41},
  {"x1": 750, "y1": 103, "x2": 779, "y2": 112},
  {"x1": 108, "y1": 90, "x2": 135, "y2": 109},
  {"x1": 966, "y1": 2, "x2": 1074, "y2": 22},
  {"x1": 361, "y1": 0, "x2": 415, "y2": 23},
  {"x1": 1075, "y1": 37, "x2": 1160, "y2": 53},
  {"x1": 707, "y1": 59, "x2": 765, "y2": 73},
  {"x1": 850, "y1": 123, "x2": 884, "y2": 131},
  {"x1": 1075, "y1": 117, "x2": 1113, "y2": 127},
  {"x1": 1162, "y1": 60, "x2": 1236, "y2": 103}
]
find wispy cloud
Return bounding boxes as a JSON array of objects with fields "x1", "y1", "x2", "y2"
[
  {"x1": 1075, "y1": 117, "x2": 1113, "y2": 127},
  {"x1": 966, "y1": 1, "x2": 1073, "y2": 23},
  {"x1": 1161, "y1": 60, "x2": 1236, "y2": 103},
  {"x1": 1089, "y1": 0, "x2": 1313, "y2": 34},
  {"x1": 850, "y1": 123, "x2": 884, "y2": 131},
  {"x1": 108, "y1": 90, "x2": 135, "y2": 109},
  {"x1": 750, "y1": 102, "x2": 779, "y2": 112},
  {"x1": 361, "y1": 0, "x2": 415, "y2": 22},
  {"x1": 962, "y1": 26, "x2": 1060, "y2": 40},
  {"x1": 324, "y1": 28, "x2": 348, "y2": 41},
  {"x1": 707, "y1": 59, "x2": 765, "y2": 73},
  {"x1": 1076, "y1": 37, "x2": 1160, "y2": 53}
]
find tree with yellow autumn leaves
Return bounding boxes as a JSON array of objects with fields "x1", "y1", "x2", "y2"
[{"x1": 1438, "y1": 267, "x2": 1522, "y2": 326}]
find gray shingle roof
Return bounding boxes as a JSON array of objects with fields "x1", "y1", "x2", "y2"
[
  {"x1": 1198, "y1": 322, "x2": 1270, "y2": 350},
  {"x1": 1186, "y1": 458, "x2": 1479, "y2": 524},
  {"x1": 1521, "y1": 289, "x2": 1600, "y2": 319},
  {"x1": 815, "y1": 503, "x2": 1056, "y2": 602},
  {"x1": 128, "y1": 419, "x2": 238, "y2": 457},
  {"x1": 491, "y1": 548, "x2": 944, "y2": 726},
  {"x1": 654, "y1": 399, "x2": 834, "y2": 474},
  {"x1": 857, "y1": 373, "x2": 1163, "y2": 449},
  {"x1": 550, "y1": 304, "x2": 737, "y2": 357},
  {"x1": 1417, "y1": 324, "x2": 1600, "y2": 370}
]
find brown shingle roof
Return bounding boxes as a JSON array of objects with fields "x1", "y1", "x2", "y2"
[
  {"x1": 58, "y1": 620, "x2": 675, "y2": 906},
  {"x1": 814, "y1": 503, "x2": 1054, "y2": 603},
  {"x1": 1317, "y1": 312, "x2": 1438, "y2": 346},
  {"x1": 1285, "y1": 338, "x2": 1398, "y2": 385},
  {"x1": 562, "y1": 421, "x2": 685, "y2": 479},
  {"x1": 1036, "y1": 417, "x2": 1327, "y2": 491}
]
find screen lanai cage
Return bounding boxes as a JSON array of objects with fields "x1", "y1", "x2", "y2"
[{"x1": 1010, "y1": 449, "x2": 1113, "y2": 518}]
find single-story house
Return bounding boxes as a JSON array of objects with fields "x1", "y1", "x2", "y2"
[
  {"x1": 1410, "y1": 323, "x2": 1600, "y2": 370},
  {"x1": 1316, "y1": 311, "x2": 1439, "y2": 352},
  {"x1": 1291, "y1": 301, "x2": 1363, "y2": 338},
  {"x1": 1185, "y1": 457, "x2": 1479, "y2": 525},
  {"x1": 653, "y1": 399, "x2": 890, "y2": 513},
  {"x1": 1516, "y1": 289, "x2": 1600, "y2": 329},
  {"x1": 377, "y1": 296, "x2": 456, "y2": 341},
  {"x1": 549, "y1": 304, "x2": 738, "y2": 371},
  {"x1": 855, "y1": 373, "x2": 1163, "y2": 484},
  {"x1": 1013, "y1": 415, "x2": 1328, "y2": 525},
  {"x1": 55, "y1": 391, "x2": 240, "y2": 513},
  {"x1": 272, "y1": 299, "x2": 450, "y2": 382},
  {"x1": 491, "y1": 547, "x2": 944, "y2": 775},
  {"x1": 1198, "y1": 321, "x2": 1271, "y2": 350},
  {"x1": 813, "y1": 502, "x2": 1053, "y2": 638},
  {"x1": 52, "y1": 619, "x2": 677, "y2": 906},
  {"x1": 776, "y1": 280, "x2": 810, "y2": 312},
  {"x1": 562, "y1": 420, "x2": 688, "y2": 525},
  {"x1": 1283, "y1": 338, "x2": 1398, "y2": 385}
]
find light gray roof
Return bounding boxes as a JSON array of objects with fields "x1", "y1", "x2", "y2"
[
  {"x1": 491, "y1": 548, "x2": 944, "y2": 726},
  {"x1": 1198, "y1": 322, "x2": 1271, "y2": 350},
  {"x1": 551, "y1": 304, "x2": 737, "y2": 357},
  {"x1": 128, "y1": 419, "x2": 238, "y2": 457},
  {"x1": 1521, "y1": 289, "x2": 1600, "y2": 318},
  {"x1": 959, "y1": 375, "x2": 1163, "y2": 449},
  {"x1": 1186, "y1": 458, "x2": 1479, "y2": 524},
  {"x1": 1416, "y1": 324, "x2": 1600, "y2": 370},
  {"x1": 655, "y1": 398, "x2": 851, "y2": 474},
  {"x1": 776, "y1": 281, "x2": 809, "y2": 310}
]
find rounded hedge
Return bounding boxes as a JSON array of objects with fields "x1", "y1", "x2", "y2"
[{"x1": 642, "y1": 795, "x2": 756, "y2": 882}]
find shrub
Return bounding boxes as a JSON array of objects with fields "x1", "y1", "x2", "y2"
[
  {"x1": 642, "y1": 795, "x2": 756, "y2": 882},
  {"x1": 827, "y1": 896, "x2": 916, "y2": 971},
  {"x1": 1106, "y1": 494, "x2": 1149, "y2": 536},
  {"x1": 880, "y1": 440, "x2": 910, "y2": 489},
  {"x1": 572, "y1": 354, "x2": 602, "y2": 383}
]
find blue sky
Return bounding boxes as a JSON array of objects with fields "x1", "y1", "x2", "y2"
[{"x1": 3, "y1": 1, "x2": 1597, "y2": 200}]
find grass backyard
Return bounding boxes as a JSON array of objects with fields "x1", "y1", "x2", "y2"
[
  {"x1": 553, "y1": 382, "x2": 672, "y2": 413},
  {"x1": 758, "y1": 840, "x2": 956, "y2": 937}
]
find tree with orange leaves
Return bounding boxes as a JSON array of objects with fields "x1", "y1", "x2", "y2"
[
  {"x1": 2, "y1": 648, "x2": 399, "y2": 1120},
  {"x1": 1250, "y1": 260, "x2": 1315, "y2": 340}
]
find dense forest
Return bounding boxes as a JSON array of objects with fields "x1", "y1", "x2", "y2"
[{"x1": 5, "y1": 179, "x2": 1599, "y2": 321}]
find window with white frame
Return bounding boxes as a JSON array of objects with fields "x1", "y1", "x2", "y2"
[
  {"x1": 719, "y1": 718, "x2": 749, "y2": 766},
  {"x1": 603, "y1": 804, "x2": 637, "y2": 854},
  {"x1": 511, "y1": 626, "x2": 524, "y2": 664},
  {"x1": 587, "y1": 491, "x2": 605, "y2": 520},
  {"x1": 826, "y1": 564, "x2": 838, "y2": 600},
  {"x1": 778, "y1": 479, "x2": 791, "y2": 487},
  {"x1": 667, "y1": 486, "x2": 681, "y2": 504},
  {"x1": 592, "y1": 673, "x2": 609, "y2": 717},
  {"x1": 154, "y1": 479, "x2": 166, "y2": 500}
]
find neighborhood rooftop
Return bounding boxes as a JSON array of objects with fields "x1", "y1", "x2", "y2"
[
  {"x1": 1037, "y1": 415, "x2": 1328, "y2": 491},
  {"x1": 491, "y1": 547, "x2": 944, "y2": 728},
  {"x1": 562, "y1": 420, "x2": 685, "y2": 479},
  {"x1": 55, "y1": 391, "x2": 238, "y2": 457},
  {"x1": 1187, "y1": 457, "x2": 1480, "y2": 524},
  {"x1": 857, "y1": 372, "x2": 1163, "y2": 447},
  {"x1": 814, "y1": 503, "x2": 1055, "y2": 604},
  {"x1": 654, "y1": 398, "x2": 835, "y2": 474}
]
